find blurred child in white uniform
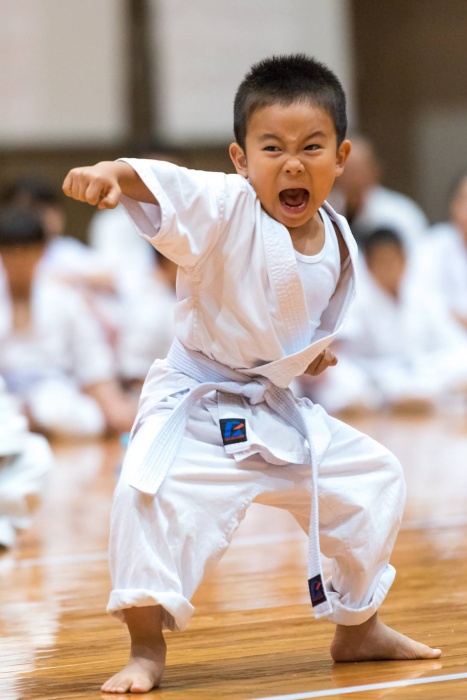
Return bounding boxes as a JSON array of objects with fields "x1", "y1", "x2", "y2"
[
  {"x1": 304, "y1": 227, "x2": 467, "y2": 414},
  {"x1": 0, "y1": 207, "x2": 136, "y2": 439},
  {"x1": 0, "y1": 374, "x2": 53, "y2": 549}
]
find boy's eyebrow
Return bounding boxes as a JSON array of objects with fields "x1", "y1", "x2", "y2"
[{"x1": 258, "y1": 130, "x2": 328, "y2": 141}]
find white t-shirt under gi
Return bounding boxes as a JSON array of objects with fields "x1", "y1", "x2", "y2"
[{"x1": 108, "y1": 159, "x2": 403, "y2": 630}]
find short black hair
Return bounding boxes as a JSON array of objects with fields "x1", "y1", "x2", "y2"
[
  {"x1": 1, "y1": 175, "x2": 60, "y2": 207},
  {"x1": 0, "y1": 206, "x2": 46, "y2": 247},
  {"x1": 233, "y1": 54, "x2": 347, "y2": 151},
  {"x1": 361, "y1": 227, "x2": 404, "y2": 258}
]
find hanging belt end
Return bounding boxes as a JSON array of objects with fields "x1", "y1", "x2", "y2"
[
  {"x1": 308, "y1": 574, "x2": 333, "y2": 618},
  {"x1": 129, "y1": 472, "x2": 161, "y2": 496}
]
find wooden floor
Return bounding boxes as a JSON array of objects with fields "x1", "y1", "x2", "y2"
[{"x1": 2, "y1": 410, "x2": 467, "y2": 699}]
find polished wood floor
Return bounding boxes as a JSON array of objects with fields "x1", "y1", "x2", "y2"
[{"x1": 2, "y1": 410, "x2": 467, "y2": 699}]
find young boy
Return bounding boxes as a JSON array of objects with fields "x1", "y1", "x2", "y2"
[{"x1": 63, "y1": 54, "x2": 441, "y2": 694}]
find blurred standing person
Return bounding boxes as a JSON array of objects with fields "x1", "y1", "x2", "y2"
[
  {"x1": 330, "y1": 135, "x2": 428, "y2": 248},
  {"x1": 414, "y1": 170, "x2": 467, "y2": 333}
]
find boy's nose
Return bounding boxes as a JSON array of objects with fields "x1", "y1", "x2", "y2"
[{"x1": 285, "y1": 157, "x2": 304, "y2": 174}]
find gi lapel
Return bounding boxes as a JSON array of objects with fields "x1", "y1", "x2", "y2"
[
  {"x1": 260, "y1": 207, "x2": 311, "y2": 354},
  {"x1": 246, "y1": 202, "x2": 358, "y2": 388}
]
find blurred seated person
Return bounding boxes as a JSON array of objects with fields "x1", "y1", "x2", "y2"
[
  {"x1": 0, "y1": 206, "x2": 137, "y2": 439},
  {"x1": 118, "y1": 251, "x2": 176, "y2": 393},
  {"x1": 330, "y1": 134, "x2": 428, "y2": 248},
  {"x1": 87, "y1": 145, "x2": 184, "y2": 281},
  {"x1": 0, "y1": 374, "x2": 53, "y2": 550},
  {"x1": 413, "y1": 169, "x2": 467, "y2": 333},
  {"x1": 1, "y1": 175, "x2": 121, "y2": 346},
  {"x1": 299, "y1": 227, "x2": 467, "y2": 414}
]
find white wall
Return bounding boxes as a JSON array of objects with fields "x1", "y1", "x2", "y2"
[
  {"x1": 157, "y1": 0, "x2": 355, "y2": 143},
  {"x1": 0, "y1": 0, "x2": 126, "y2": 145},
  {"x1": 0, "y1": 0, "x2": 355, "y2": 146}
]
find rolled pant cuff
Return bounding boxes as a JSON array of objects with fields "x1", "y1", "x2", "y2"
[
  {"x1": 326, "y1": 564, "x2": 396, "y2": 626},
  {"x1": 107, "y1": 588, "x2": 195, "y2": 631}
]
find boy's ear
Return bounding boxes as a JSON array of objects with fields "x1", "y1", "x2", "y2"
[
  {"x1": 335, "y1": 139, "x2": 352, "y2": 177},
  {"x1": 229, "y1": 142, "x2": 248, "y2": 177}
]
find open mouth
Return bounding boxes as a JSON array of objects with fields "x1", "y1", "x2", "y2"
[{"x1": 279, "y1": 188, "x2": 309, "y2": 213}]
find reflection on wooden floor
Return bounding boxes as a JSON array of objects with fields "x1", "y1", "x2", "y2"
[{"x1": 2, "y1": 412, "x2": 467, "y2": 699}]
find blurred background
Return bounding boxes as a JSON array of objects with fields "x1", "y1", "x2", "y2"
[
  {"x1": 2, "y1": 0, "x2": 467, "y2": 438},
  {"x1": 2, "y1": 0, "x2": 467, "y2": 235}
]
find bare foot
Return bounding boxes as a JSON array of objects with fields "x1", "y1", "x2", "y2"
[
  {"x1": 101, "y1": 606, "x2": 167, "y2": 694},
  {"x1": 330, "y1": 613, "x2": 442, "y2": 662}
]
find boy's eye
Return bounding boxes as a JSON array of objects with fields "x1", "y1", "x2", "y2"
[
  {"x1": 305, "y1": 144, "x2": 321, "y2": 151},
  {"x1": 263, "y1": 145, "x2": 280, "y2": 152}
]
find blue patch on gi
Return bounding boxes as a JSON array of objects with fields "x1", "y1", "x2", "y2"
[
  {"x1": 308, "y1": 574, "x2": 326, "y2": 606},
  {"x1": 219, "y1": 418, "x2": 247, "y2": 445}
]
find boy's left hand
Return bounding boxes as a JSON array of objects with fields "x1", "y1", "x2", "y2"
[{"x1": 303, "y1": 348, "x2": 338, "y2": 376}]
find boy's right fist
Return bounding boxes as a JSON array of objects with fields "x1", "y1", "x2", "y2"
[{"x1": 62, "y1": 161, "x2": 122, "y2": 209}]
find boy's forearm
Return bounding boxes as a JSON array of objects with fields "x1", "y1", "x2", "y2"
[
  {"x1": 104, "y1": 161, "x2": 157, "y2": 204},
  {"x1": 62, "y1": 159, "x2": 157, "y2": 209}
]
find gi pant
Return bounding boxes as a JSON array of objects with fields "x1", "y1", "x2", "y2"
[{"x1": 107, "y1": 395, "x2": 404, "y2": 630}]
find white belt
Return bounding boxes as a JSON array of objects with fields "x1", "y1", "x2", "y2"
[{"x1": 130, "y1": 338, "x2": 332, "y2": 618}]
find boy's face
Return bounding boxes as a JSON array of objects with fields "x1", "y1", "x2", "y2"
[
  {"x1": 229, "y1": 101, "x2": 350, "y2": 234},
  {"x1": 1, "y1": 244, "x2": 44, "y2": 296},
  {"x1": 365, "y1": 243, "x2": 406, "y2": 298}
]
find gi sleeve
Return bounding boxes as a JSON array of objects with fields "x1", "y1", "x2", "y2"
[{"x1": 118, "y1": 158, "x2": 230, "y2": 268}]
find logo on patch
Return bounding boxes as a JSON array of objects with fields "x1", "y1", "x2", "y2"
[
  {"x1": 308, "y1": 574, "x2": 326, "y2": 606},
  {"x1": 220, "y1": 418, "x2": 247, "y2": 445}
]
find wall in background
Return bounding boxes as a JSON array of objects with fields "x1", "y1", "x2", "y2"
[
  {"x1": 0, "y1": 0, "x2": 127, "y2": 145},
  {"x1": 156, "y1": 0, "x2": 355, "y2": 143},
  {"x1": 351, "y1": 0, "x2": 467, "y2": 222},
  {"x1": 0, "y1": 0, "x2": 354, "y2": 147}
]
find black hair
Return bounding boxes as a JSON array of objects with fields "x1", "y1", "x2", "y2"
[
  {"x1": 361, "y1": 227, "x2": 404, "y2": 258},
  {"x1": 233, "y1": 53, "x2": 347, "y2": 151},
  {"x1": 0, "y1": 206, "x2": 46, "y2": 247},
  {"x1": 1, "y1": 175, "x2": 60, "y2": 207}
]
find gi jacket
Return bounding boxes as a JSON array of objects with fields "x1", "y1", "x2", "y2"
[{"x1": 120, "y1": 158, "x2": 358, "y2": 388}]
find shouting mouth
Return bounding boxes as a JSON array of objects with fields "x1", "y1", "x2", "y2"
[{"x1": 279, "y1": 188, "x2": 309, "y2": 214}]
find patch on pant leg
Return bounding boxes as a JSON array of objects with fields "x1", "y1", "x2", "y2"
[
  {"x1": 219, "y1": 418, "x2": 247, "y2": 445},
  {"x1": 308, "y1": 574, "x2": 326, "y2": 606}
]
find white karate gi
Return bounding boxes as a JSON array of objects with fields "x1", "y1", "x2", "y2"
[
  {"x1": 108, "y1": 159, "x2": 404, "y2": 630},
  {"x1": 0, "y1": 377, "x2": 53, "y2": 548},
  {"x1": 413, "y1": 223, "x2": 467, "y2": 323},
  {"x1": 309, "y1": 269, "x2": 467, "y2": 413},
  {"x1": 0, "y1": 279, "x2": 116, "y2": 438}
]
